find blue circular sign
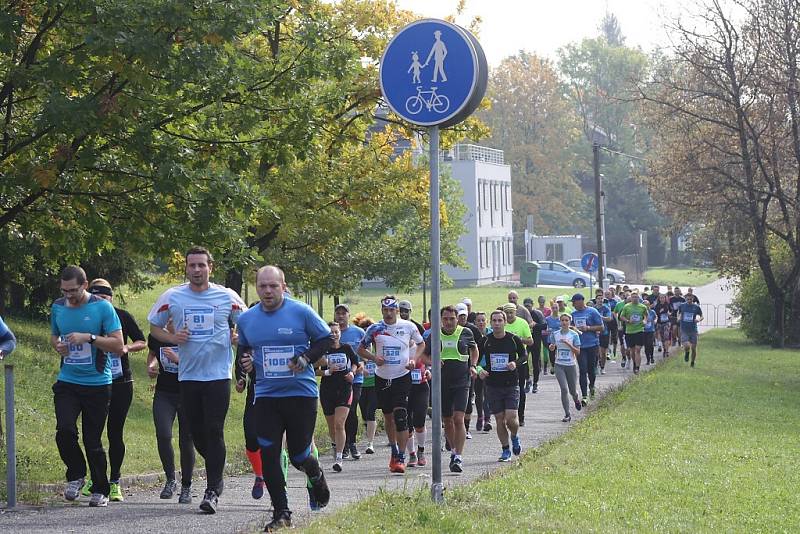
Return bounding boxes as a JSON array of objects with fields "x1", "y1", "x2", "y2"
[
  {"x1": 380, "y1": 19, "x2": 485, "y2": 127},
  {"x1": 581, "y1": 253, "x2": 599, "y2": 273}
]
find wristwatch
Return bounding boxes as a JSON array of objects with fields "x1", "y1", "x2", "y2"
[{"x1": 88, "y1": 334, "x2": 97, "y2": 344}]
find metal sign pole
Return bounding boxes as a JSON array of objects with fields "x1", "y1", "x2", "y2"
[
  {"x1": 429, "y1": 126, "x2": 443, "y2": 504},
  {"x1": 5, "y1": 364, "x2": 16, "y2": 508}
]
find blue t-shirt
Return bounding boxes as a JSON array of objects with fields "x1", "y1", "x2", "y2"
[
  {"x1": 0, "y1": 316, "x2": 15, "y2": 355},
  {"x1": 678, "y1": 303, "x2": 703, "y2": 333},
  {"x1": 548, "y1": 329, "x2": 581, "y2": 366},
  {"x1": 237, "y1": 297, "x2": 331, "y2": 398},
  {"x1": 595, "y1": 304, "x2": 612, "y2": 335},
  {"x1": 643, "y1": 309, "x2": 657, "y2": 333},
  {"x1": 51, "y1": 295, "x2": 122, "y2": 386},
  {"x1": 543, "y1": 316, "x2": 561, "y2": 339},
  {"x1": 148, "y1": 283, "x2": 246, "y2": 382},
  {"x1": 571, "y1": 306, "x2": 603, "y2": 348},
  {"x1": 340, "y1": 325, "x2": 365, "y2": 385}
]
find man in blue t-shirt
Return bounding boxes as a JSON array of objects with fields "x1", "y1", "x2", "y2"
[
  {"x1": 570, "y1": 293, "x2": 604, "y2": 405},
  {"x1": 678, "y1": 293, "x2": 704, "y2": 367},
  {"x1": 335, "y1": 303, "x2": 366, "y2": 459},
  {"x1": 148, "y1": 246, "x2": 246, "y2": 514},
  {"x1": 0, "y1": 315, "x2": 16, "y2": 359},
  {"x1": 50, "y1": 265, "x2": 124, "y2": 507},
  {"x1": 237, "y1": 265, "x2": 332, "y2": 531}
]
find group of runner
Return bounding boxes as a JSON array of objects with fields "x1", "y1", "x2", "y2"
[{"x1": 38, "y1": 246, "x2": 704, "y2": 532}]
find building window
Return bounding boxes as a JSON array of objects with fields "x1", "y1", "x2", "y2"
[{"x1": 545, "y1": 243, "x2": 564, "y2": 261}]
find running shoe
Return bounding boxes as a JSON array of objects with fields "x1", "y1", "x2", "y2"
[
  {"x1": 498, "y1": 448, "x2": 512, "y2": 462},
  {"x1": 476, "y1": 417, "x2": 484, "y2": 432},
  {"x1": 109, "y1": 482, "x2": 124, "y2": 502},
  {"x1": 511, "y1": 436, "x2": 521, "y2": 456},
  {"x1": 332, "y1": 461, "x2": 342, "y2": 473},
  {"x1": 690, "y1": 360, "x2": 695, "y2": 368},
  {"x1": 450, "y1": 457, "x2": 463, "y2": 473},
  {"x1": 389, "y1": 457, "x2": 406, "y2": 474},
  {"x1": 550, "y1": 369, "x2": 555, "y2": 375},
  {"x1": 561, "y1": 414, "x2": 571, "y2": 422},
  {"x1": 416, "y1": 450, "x2": 427, "y2": 467},
  {"x1": 365, "y1": 442, "x2": 375, "y2": 454},
  {"x1": 88, "y1": 493, "x2": 109, "y2": 507},
  {"x1": 309, "y1": 470, "x2": 330, "y2": 508},
  {"x1": 160, "y1": 479, "x2": 177, "y2": 499},
  {"x1": 621, "y1": 359, "x2": 627, "y2": 369},
  {"x1": 342, "y1": 447, "x2": 350, "y2": 459},
  {"x1": 349, "y1": 444, "x2": 361, "y2": 460},
  {"x1": 531, "y1": 383, "x2": 538, "y2": 393},
  {"x1": 307, "y1": 487, "x2": 320, "y2": 511},
  {"x1": 465, "y1": 430, "x2": 472, "y2": 440},
  {"x1": 685, "y1": 352, "x2": 690, "y2": 362},
  {"x1": 64, "y1": 478, "x2": 85, "y2": 501},
  {"x1": 589, "y1": 387, "x2": 596, "y2": 399},
  {"x1": 408, "y1": 452, "x2": 418, "y2": 467},
  {"x1": 265, "y1": 510, "x2": 292, "y2": 532},
  {"x1": 178, "y1": 485, "x2": 192, "y2": 504},
  {"x1": 524, "y1": 379, "x2": 532, "y2": 393},
  {"x1": 581, "y1": 396, "x2": 588, "y2": 407},
  {"x1": 199, "y1": 489, "x2": 218, "y2": 514},
  {"x1": 81, "y1": 478, "x2": 92, "y2": 497},
  {"x1": 574, "y1": 397, "x2": 582, "y2": 411},
  {"x1": 633, "y1": 367, "x2": 640, "y2": 375},
  {"x1": 483, "y1": 421, "x2": 492, "y2": 431},
  {"x1": 445, "y1": 439, "x2": 451, "y2": 451},
  {"x1": 251, "y1": 477, "x2": 265, "y2": 499},
  {"x1": 600, "y1": 368, "x2": 606, "y2": 375}
]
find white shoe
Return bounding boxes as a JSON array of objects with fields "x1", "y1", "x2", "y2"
[{"x1": 89, "y1": 493, "x2": 109, "y2": 507}]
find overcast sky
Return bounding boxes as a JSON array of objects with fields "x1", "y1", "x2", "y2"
[{"x1": 393, "y1": 0, "x2": 683, "y2": 66}]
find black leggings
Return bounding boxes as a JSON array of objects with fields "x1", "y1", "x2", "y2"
[
  {"x1": 408, "y1": 382, "x2": 429, "y2": 430},
  {"x1": 517, "y1": 362, "x2": 529, "y2": 421},
  {"x1": 578, "y1": 346, "x2": 598, "y2": 397},
  {"x1": 644, "y1": 332, "x2": 656, "y2": 360},
  {"x1": 474, "y1": 377, "x2": 486, "y2": 419},
  {"x1": 530, "y1": 341, "x2": 541, "y2": 385},
  {"x1": 256, "y1": 396, "x2": 320, "y2": 514},
  {"x1": 345, "y1": 384, "x2": 362, "y2": 447},
  {"x1": 180, "y1": 379, "x2": 230, "y2": 495},
  {"x1": 358, "y1": 385, "x2": 377, "y2": 422},
  {"x1": 107, "y1": 381, "x2": 133, "y2": 482},
  {"x1": 153, "y1": 389, "x2": 195, "y2": 486},
  {"x1": 243, "y1": 384, "x2": 258, "y2": 452}
]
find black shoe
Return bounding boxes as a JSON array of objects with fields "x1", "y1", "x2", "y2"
[
  {"x1": 265, "y1": 510, "x2": 292, "y2": 532},
  {"x1": 342, "y1": 447, "x2": 350, "y2": 459},
  {"x1": 518, "y1": 418, "x2": 525, "y2": 427},
  {"x1": 349, "y1": 444, "x2": 361, "y2": 460},
  {"x1": 199, "y1": 489, "x2": 218, "y2": 514},
  {"x1": 309, "y1": 471, "x2": 330, "y2": 509},
  {"x1": 531, "y1": 383, "x2": 538, "y2": 393},
  {"x1": 685, "y1": 352, "x2": 690, "y2": 362},
  {"x1": 160, "y1": 479, "x2": 177, "y2": 499},
  {"x1": 445, "y1": 439, "x2": 451, "y2": 452},
  {"x1": 690, "y1": 360, "x2": 695, "y2": 367}
]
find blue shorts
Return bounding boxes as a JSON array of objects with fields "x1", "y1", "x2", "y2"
[{"x1": 680, "y1": 331, "x2": 698, "y2": 345}]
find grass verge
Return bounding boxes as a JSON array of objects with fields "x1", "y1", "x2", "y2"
[
  {"x1": 643, "y1": 266, "x2": 718, "y2": 288},
  {"x1": 302, "y1": 329, "x2": 800, "y2": 533}
]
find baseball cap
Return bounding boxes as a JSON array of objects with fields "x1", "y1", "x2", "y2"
[
  {"x1": 571, "y1": 293, "x2": 585, "y2": 302},
  {"x1": 334, "y1": 303, "x2": 350, "y2": 313},
  {"x1": 455, "y1": 303, "x2": 468, "y2": 316},
  {"x1": 398, "y1": 300, "x2": 412, "y2": 310},
  {"x1": 501, "y1": 303, "x2": 516, "y2": 313},
  {"x1": 462, "y1": 297, "x2": 472, "y2": 306},
  {"x1": 555, "y1": 296, "x2": 565, "y2": 303}
]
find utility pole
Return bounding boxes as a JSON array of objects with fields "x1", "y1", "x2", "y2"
[{"x1": 593, "y1": 143, "x2": 608, "y2": 288}]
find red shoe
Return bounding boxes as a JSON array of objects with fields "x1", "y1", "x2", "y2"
[
  {"x1": 416, "y1": 451, "x2": 427, "y2": 467},
  {"x1": 389, "y1": 456, "x2": 406, "y2": 474}
]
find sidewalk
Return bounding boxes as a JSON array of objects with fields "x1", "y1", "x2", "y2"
[{"x1": 1, "y1": 279, "x2": 735, "y2": 533}]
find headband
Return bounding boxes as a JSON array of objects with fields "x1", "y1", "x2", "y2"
[
  {"x1": 381, "y1": 298, "x2": 399, "y2": 309},
  {"x1": 89, "y1": 285, "x2": 113, "y2": 297}
]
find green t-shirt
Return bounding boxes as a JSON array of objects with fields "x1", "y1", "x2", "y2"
[
  {"x1": 620, "y1": 303, "x2": 649, "y2": 334},
  {"x1": 505, "y1": 317, "x2": 532, "y2": 340},
  {"x1": 613, "y1": 301, "x2": 626, "y2": 315}
]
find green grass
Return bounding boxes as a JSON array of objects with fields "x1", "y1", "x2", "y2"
[
  {"x1": 302, "y1": 329, "x2": 800, "y2": 533},
  {"x1": 0, "y1": 281, "x2": 557, "y2": 492},
  {"x1": 643, "y1": 266, "x2": 718, "y2": 288}
]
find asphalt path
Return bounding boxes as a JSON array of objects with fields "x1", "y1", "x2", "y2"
[{"x1": 0, "y1": 279, "x2": 735, "y2": 533}]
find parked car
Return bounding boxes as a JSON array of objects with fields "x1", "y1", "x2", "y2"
[
  {"x1": 534, "y1": 261, "x2": 593, "y2": 288},
  {"x1": 565, "y1": 259, "x2": 626, "y2": 284}
]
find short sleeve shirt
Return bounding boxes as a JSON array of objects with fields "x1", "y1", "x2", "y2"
[{"x1": 361, "y1": 319, "x2": 424, "y2": 380}]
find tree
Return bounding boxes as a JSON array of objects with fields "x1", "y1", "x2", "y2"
[{"x1": 639, "y1": 0, "x2": 800, "y2": 347}]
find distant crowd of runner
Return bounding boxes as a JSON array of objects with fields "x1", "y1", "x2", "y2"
[{"x1": 0, "y1": 246, "x2": 705, "y2": 532}]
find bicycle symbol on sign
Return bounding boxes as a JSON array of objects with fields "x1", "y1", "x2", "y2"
[{"x1": 405, "y1": 86, "x2": 450, "y2": 115}]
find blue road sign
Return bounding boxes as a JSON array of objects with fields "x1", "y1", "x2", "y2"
[
  {"x1": 581, "y1": 252, "x2": 599, "y2": 273},
  {"x1": 380, "y1": 19, "x2": 486, "y2": 127}
]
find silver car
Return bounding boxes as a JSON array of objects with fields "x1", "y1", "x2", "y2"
[{"x1": 565, "y1": 259, "x2": 626, "y2": 284}]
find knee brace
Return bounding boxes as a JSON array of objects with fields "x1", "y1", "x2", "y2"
[{"x1": 393, "y1": 407, "x2": 408, "y2": 433}]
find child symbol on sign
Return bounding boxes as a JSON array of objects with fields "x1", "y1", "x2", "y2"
[{"x1": 408, "y1": 51, "x2": 422, "y2": 84}]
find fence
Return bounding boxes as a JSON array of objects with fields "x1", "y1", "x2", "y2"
[{"x1": 697, "y1": 303, "x2": 738, "y2": 328}]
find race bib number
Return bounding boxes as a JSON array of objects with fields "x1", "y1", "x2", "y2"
[
  {"x1": 382, "y1": 345, "x2": 402, "y2": 365},
  {"x1": 682, "y1": 313, "x2": 694, "y2": 323},
  {"x1": 660, "y1": 313, "x2": 669, "y2": 322},
  {"x1": 630, "y1": 313, "x2": 642, "y2": 323},
  {"x1": 327, "y1": 353, "x2": 348, "y2": 373},
  {"x1": 410, "y1": 369, "x2": 422, "y2": 384},
  {"x1": 490, "y1": 353, "x2": 509, "y2": 372},
  {"x1": 365, "y1": 361, "x2": 377, "y2": 377},
  {"x1": 62, "y1": 336, "x2": 92, "y2": 365},
  {"x1": 261, "y1": 345, "x2": 294, "y2": 379},
  {"x1": 109, "y1": 354, "x2": 123, "y2": 379},
  {"x1": 557, "y1": 348, "x2": 572, "y2": 362},
  {"x1": 442, "y1": 340, "x2": 458, "y2": 350},
  {"x1": 184, "y1": 306, "x2": 214, "y2": 337},
  {"x1": 574, "y1": 317, "x2": 587, "y2": 328},
  {"x1": 159, "y1": 346, "x2": 179, "y2": 374}
]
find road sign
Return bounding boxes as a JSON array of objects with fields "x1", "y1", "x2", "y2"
[
  {"x1": 380, "y1": 19, "x2": 487, "y2": 128},
  {"x1": 581, "y1": 252, "x2": 599, "y2": 273}
]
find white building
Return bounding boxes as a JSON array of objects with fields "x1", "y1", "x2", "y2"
[
  {"x1": 526, "y1": 234, "x2": 583, "y2": 263},
  {"x1": 443, "y1": 144, "x2": 514, "y2": 286}
]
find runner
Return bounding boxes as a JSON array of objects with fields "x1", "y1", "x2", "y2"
[
  {"x1": 80, "y1": 279, "x2": 146, "y2": 502},
  {"x1": 570, "y1": 294, "x2": 604, "y2": 405},
  {"x1": 399, "y1": 300, "x2": 425, "y2": 335},
  {"x1": 334, "y1": 304, "x2": 365, "y2": 460},
  {"x1": 319, "y1": 322, "x2": 358, "y2": 473},
  {"x1": 542, "y1": 307, "x2": 561, "y2": 375},
  {"x1": 353, "y1": 313, "x2": 378, "y2": 454},
  {"x1": 613, "y1": 292, "x2": 629, "y2": 367},
  {"x1": 507, "y1": 290, "x2": 534, "y2": 324},
  {"x1": 358, "y1": 296, "x2": 424, "y2": 474},
  {"x1": 619, "y1": 292, "x2": 649, "y2": 374},
  {"x1": 236, "y1": 265, "x2": 331, "y2": 531},
  {"x1": 548, "y1": 313, "x2": 582, "y2": 422},
  {"x1": 405, "y1": 354, "x2": 430, "y2": 467},
  {"x1": 654, "y1": 293, "x2": 673, "y2": 356},
  {"x1": 501, "y1": 304, "x2": 533, "y2": 426},
  {"x1": 643, "y1": 301, "x2": 657, "y2": 365},
  {"x1": 147, "y1": 331, "x2": 195, "y2": 503},
  {"x1": 422, "y1": 305, "x2": 478, "y2": 473},
  {"x1": 472, "y1": 311, "x2": 492, "y2": 432},
  {"x1": 0, "y1": 315, "x2": 16, "y2": 359},
  {"x1": 456, "y1": 303, "x2": 482, "y2": 439},
  {"x1": 670, "y1": 288, "x2": 686, "y2": 342},
  {"x1": 478, "y1": 310, "x2": 525, "y2": 461},
  {"x1": 606, "y1": 288, "x2": 619, "y2": 359},
  {"x1": 148, "y1": 246, "x2": 246, "y2": 513},
  {"x1": 593, "y1": 295, "x2": 613, "y2": 375},
  {"x1": 50, "y1": 265, "x2": 124, "y2": 507},
  {"x1": 524, "y1": 297, "x2": 546, "y2": 394},
  {"x1": 678, "y1": 293, "x2": 704, "y2": 367}
]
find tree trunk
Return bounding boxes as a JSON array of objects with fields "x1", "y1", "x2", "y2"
[
  {"x1": 669, "y1": 231, "x2": 680, "y2": 266},
  {"x1": 225, "y1": 268, "x2": 243, "y2": 296},
  {"x1": 788, "y1": 278, "x2": 800, "y2": 348}
]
